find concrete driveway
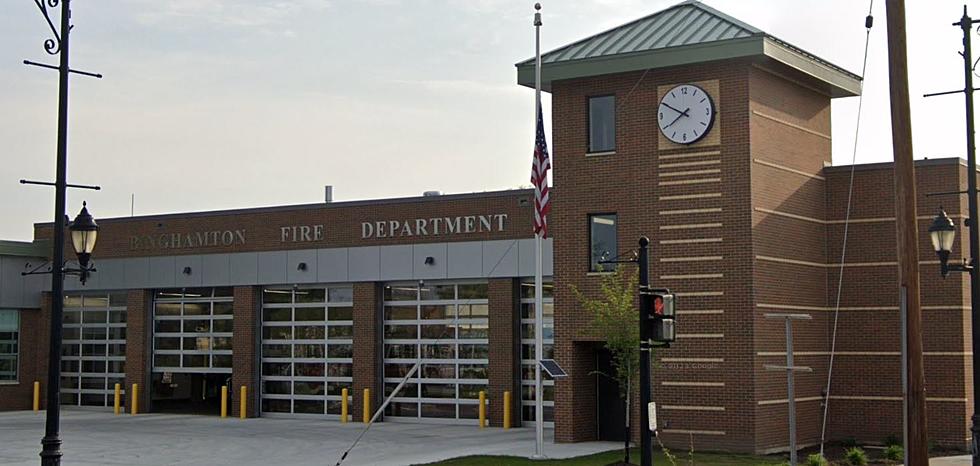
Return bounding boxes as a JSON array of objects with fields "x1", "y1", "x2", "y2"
[{"x1": 0, "y1": 409, "x2": 619, "y2": 465}]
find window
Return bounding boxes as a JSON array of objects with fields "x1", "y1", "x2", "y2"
[
  {"x1": 588, "y1": 95, "x2": 615, "y2": 153},
  {"x1": 589, "y1": 214, "x2": 618, "y2": 271},
  {"x1": 0, "y1": 310, "x2": 18, "y2": 382}
]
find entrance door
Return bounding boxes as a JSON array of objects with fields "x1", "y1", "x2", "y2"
[{"x1": 596, "y1": 347, "x2": 627, "y2": 441}]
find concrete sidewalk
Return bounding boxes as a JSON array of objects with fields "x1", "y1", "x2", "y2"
[
  {"x1": 931, "y1": 456, "x2": 970, "y2": 465},
  {"x1": 0, "y1": 409, "x2": 619, "y2": 465}
]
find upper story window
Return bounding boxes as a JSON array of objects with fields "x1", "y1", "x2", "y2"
[
  {"x1": 588, "y1": 95, "x2": 616, "y2": 153},
  {"x1": 589, "y1": 214, "x2": 618, "y2": 271},
  {"x1": 0, "y1": 310, "x2": 19, "y2": 382}
]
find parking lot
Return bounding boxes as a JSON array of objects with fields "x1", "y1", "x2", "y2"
[{"x1": 0, "y1": 410, "x2": 618, "y2": 465}]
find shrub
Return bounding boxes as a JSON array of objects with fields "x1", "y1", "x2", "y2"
[
  {"x1": 884, "y1": 434, "x2": 902, "y2": 447},
  {"x1": 845, "y1": 447, "x2": 869, "y2": 466},
  {"x1": 884, "y1": 444, "x2": 904, "y2": 461},
  {"x1": 841, "y1": 437, "x2": 859, "y2": 448},
  {"x1": 805, "y1": 453, "x2": 829, "y2": 466}
]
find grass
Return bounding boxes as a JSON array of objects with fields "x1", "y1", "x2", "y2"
[{"x1": 419, "y1": 447, "x2": 786, "y2": 465}]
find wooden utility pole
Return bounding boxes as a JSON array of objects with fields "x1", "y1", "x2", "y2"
[{"x1": 885, "y1": 1, "x2": 929, "y2": 464}]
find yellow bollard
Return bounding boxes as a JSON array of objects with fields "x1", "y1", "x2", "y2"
[
  {"x1": 503, "y1": 391, "x2": 511, "y2": 430},
  {"x1": 221, "y1": 386, "x2": 228, "y2": 418},
  {"x1": 131, "y1": 384, "x2": 138, "y2": 415},
  {"x1": 114, "y1": 384, "x2": 121, "y2": 415},
  {"x1": 362, "y1": 388, "x2": 370, "y2": 424},
  {"x1": 341, "y1": 388, "x2": 349, "y2": 423},
  {"x1": 33, "y1": 381, "x2": 40, "y2": 413},
  {"x1": 478, "y1": 391, "x2": 486, "y2": 429},
  {"x1": 240, "y1": 386, "x2": 247, "y2": 420}
]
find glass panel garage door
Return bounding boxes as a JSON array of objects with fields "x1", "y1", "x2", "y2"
[
  {"x1": 520, "y1": 280, "x2": 554, "y2": 425},
  {"x1": 152, "y1": 288, "x2": 233, "y2": 374},
  {"x1": 61, "y1": 292, "x2": 127, "y2": 407},
  {"x1": 383, "y1": 282, "x2": 489, "y2": 422},
  {"x1": 260, "y1": 286, "x2": 354, "y2": 416}
]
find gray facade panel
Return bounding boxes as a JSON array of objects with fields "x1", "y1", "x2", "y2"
[
  {"x1": 229, "y1": 253, "x2": 259, "y2": 285},
  {"x1": 317, "y1": 248, "x2": 349, "y2": 283},
  {"x1": 23, "y1": 261, "x2": 46, "y2": 308},
  {"x1": 348, "y1": 247, "x2": 380, "y2": 282},
  {"x1": 446, "y1": 242, "x2": 483, "y2": 279},
  {"x1": 483, "y1": 239, "x2": 519, "y2": 277},
  {"x1": 0, "y1": 256, "x2": 25, "y2": 308},
  {"x1": 148, "y1": 256, "x2": 176, "y2": 288},
  {"x1": 380, "y1": 245, "x2": 413, "y2": 281},
  {"x1": 95, "y1": 258, "x2": 126, "y2": 290},
  {"x1": 201, "y1": 254, "x2": 231, "y2": 287},
  {"x1": 257, "y1": 251, "x2": 287, "y2": 285},
  {"x1": 412, "y1": 243, "x2": 448, "y2": 280},
  {"x1": 286, "y1": 249, "x2": 318, "y2": 284},
  {"x1": 123, "y1": 257, "x2": 150, "y2": 289},
  {"x1": 174, "y1": 255, "x2": 203, "y2": 288}
]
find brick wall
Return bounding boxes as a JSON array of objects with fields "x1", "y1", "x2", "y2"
[
  {"x1": 35, "y1": 191, "x2": 535, "y2": 259},
  {"x1": 352, "y1": 282, "x2": 380, "y2": 421},
  {"x1": 488, "y1": 278, "x2": 518, "y2": 427},
  {"x1": 232, "y1": 286, "x2": 259, "y2": 418},
  {"x1": 124, "y1": 290, "x2": 151, "y2": 413},
  {"x1": 0, "y1": 303, "x2": 49, "y2": 411}
]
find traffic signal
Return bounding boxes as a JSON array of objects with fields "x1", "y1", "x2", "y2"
[{"x1": 650, "y1": 292, "x2": 676, "y2": 343}]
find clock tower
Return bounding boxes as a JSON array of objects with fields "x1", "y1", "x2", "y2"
[{"x1": 517, "y1": 0, "x2": 863, "y2": 454}]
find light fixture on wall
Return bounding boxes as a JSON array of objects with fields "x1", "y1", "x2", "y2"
[
  {"x1": 182, "y1": 267, "x2": 192, "y2": 275},
  {"x1": 297, "y1": 262, "x2": 308, "y2": 271},
  {"x1": 424, "y1": 256, "x2": 435, "y2": 265}
]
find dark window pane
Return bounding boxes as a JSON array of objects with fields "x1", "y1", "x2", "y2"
[
  {"x1": 589, "y1": 214, "x2": 618, "y2": 271},
  {"x1": 263, "y1": 380, "x2": 291, "y2": 395},
  {"x1": 420, "y1": 284, "x2": 455, "y2": 301},
  {"x1": 294, "y1": 344, "x2": 324, "y2": 358},
  {"x1": 458, "y1": 284, "x2": 488, "y2": 300},
  {"x1": 295, "y1": 288, "x2": 325, "y2": 304},
  {"x1": 327, "y1": 344, "x2": 353, "y2": 358},
  {"x1": 328, "y1": 307, "x2": 353, "y2": 321},
  {"x1": 294, "y1": 381, "x2": 324, "y2": 396},
  {"x1": 294, "y1": 400, "x2": 324, "y2": 414},
  {"x1": 589, "y1": 95, "x2": 615, "y2": 152},
  {"x1": 262, "y1": 289, "x2": 293, "y2": 304},
  {"x1": 262, "y1": 344, "x2": 291, "y2": 358},
  {"x1": 421, "y1": 403, "x2": 456, "y2": 419},
  {"x1": 263, "y1": 308, "x2": 291, "y2": 322},
  {"x1": 213, "y1": 302, "x2": 234, "y2": 315},
  {"x1": 262, "y1": 398, "x2": 291, "y2": 413},
  {"x1": 384, "y1": 306, "x2": 417, "y2": 321},
  {"x1": 384, "y1": 285, "x2": 417, "y2": 301},
  {"x1": 295, "y1": 307, "x2": 325, "y2": 321},
  {"x1": 212, "y1": 319, "x2": 233, "y2": 333},
  {"x1": 385, "y1": 401, "x2": 418, "y2": 417}
]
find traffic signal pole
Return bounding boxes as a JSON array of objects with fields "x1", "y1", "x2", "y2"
[{"x1": 638, "y1": 237, "x2": 653, "y2": 466}]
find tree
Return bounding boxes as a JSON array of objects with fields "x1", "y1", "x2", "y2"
[{"x1": 573, "y1": 268, "x2": 641, "y2": 465}]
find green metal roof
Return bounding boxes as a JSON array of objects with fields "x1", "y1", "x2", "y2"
[
  {"x1": 516, "y1": 0, "x2": 861, "y2": 98},
  {"x1": 0, "y1": 240, "x2": 48, "y2": 257}
]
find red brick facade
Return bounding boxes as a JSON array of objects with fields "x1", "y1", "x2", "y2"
[
  {"x1": 487, "y1": 278, "x2": 519, "y2": 427},
  {"x1": 0, "y1": 300, "x2": 50, "y2": 411},
  {"x1": 124, "y1": 290, "x2": 151, "y2": 413},
  {"x1": 232, "y1": 286, "x2": 259, "y2": 418},
  {"x1": 352, "y1": 282, "x2": 380, "y2": 422}
]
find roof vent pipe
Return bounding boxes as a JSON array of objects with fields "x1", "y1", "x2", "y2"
[
  {"x1": 423, "y1": 191, "x2": 441, "y2": 197},
  {"x1": 325, "y1": 185, "x2": 333, "y2": 203}
]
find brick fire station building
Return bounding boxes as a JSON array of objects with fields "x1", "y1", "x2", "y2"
[{"x1": 0, "y1": 0, "x2": 974, "y2": 455}]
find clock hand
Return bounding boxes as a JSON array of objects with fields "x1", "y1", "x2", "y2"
[
  {"x1": 661, "y1": 102, "x2": 686, "y2": 115},
  {"x1": 663, "y1": 107, "x2": 691, "y2": 129}
]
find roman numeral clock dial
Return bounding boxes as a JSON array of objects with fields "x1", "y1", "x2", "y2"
[{"x1": 657, "y1": 84, "x2": 715, "y2": 145}]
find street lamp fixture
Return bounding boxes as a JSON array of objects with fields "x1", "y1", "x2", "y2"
[
  {"x1": 928, "y1": 208, "x2": 969, "y2": 277},
  {"x1": 68, "y1": 202, "x2": 98, "y2": 284}
]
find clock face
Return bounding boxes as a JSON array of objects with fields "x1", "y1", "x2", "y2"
[{"x1": 657, "y1": 84, "x2": 715, "y2": 145}]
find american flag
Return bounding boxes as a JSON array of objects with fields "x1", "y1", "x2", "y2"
[{"x1": 531, "y1": 102, "x2": 551, "y2": 238}]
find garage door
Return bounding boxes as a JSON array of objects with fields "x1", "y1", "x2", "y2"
[{"x1": 382, "y1": 281, "x2": 489, "y2": 422}]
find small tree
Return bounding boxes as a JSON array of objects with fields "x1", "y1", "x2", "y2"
[{"x1": 573, "y1": 268, "x2": 641, "y2": 465}]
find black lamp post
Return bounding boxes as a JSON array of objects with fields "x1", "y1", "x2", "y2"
[{"x1": 35, "y1": 202, "x2": 98, "y2": 466}]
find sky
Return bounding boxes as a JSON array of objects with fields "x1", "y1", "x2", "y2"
[{"x1": 0, "y1": 0, "x2": 973, "y2": 241}]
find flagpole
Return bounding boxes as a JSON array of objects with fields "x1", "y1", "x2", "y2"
[{"x1": 533, "y1": 2, "x2": 545, "y2": 459}]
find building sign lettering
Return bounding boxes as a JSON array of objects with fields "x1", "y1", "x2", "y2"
[
  {"x1": 129, "y1": 230, "x2": 246, "y2": 251},
  {"x1": 361, "y1": 214, "x2": 508, "y2": 239},
  {"x1": 281, "y1": 225, "x2": 324, "y2": 243}
]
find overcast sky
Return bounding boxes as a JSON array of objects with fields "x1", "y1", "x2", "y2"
[{"x1": 0, "y1": 0, "x2": 972, "y2": 241}]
